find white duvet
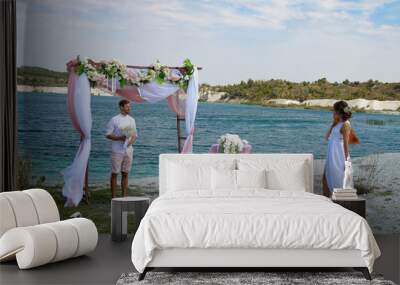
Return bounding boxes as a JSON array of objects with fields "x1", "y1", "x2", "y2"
[{"x1": 131, "y1": 190, "x2": 380, "y2": 273}]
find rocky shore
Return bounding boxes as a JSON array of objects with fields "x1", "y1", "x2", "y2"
[
  {"x1": 17, "y1": 85, "x2": 113, "y2": 96},
  {"x1": 18, "y1": 85, "x2": 400, "y2": 113},
  {"x1": 200, "y1": 91, "x2": 400, "y2": 113},
  {"x1": 268, "y1": 98, "x2": 400, "y2": 112}
]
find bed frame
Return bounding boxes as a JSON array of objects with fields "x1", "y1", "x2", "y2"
[
  {"x1": 139, "y1": 248, "x2": 371, "y2": 280},
  {"x1": 138, "y1": 154, "x2": 372, "y2": 281}
]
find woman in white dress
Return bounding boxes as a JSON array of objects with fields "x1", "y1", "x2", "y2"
[{"x1": 323, "y1": 101, "x2": 359, "y2": 197}]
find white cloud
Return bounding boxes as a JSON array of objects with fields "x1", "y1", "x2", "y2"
[
  {"x1": 17, "y1": 0, "x2": 400, "y2": 84},
  {"x1": 134, "y1": 0, "x2": 400, "y2": 34}
]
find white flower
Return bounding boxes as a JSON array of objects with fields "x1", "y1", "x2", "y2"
[
  {"x1": 151, "y1": 61, "x2": 162, "y2": 71},
  {"x1": 81, "y1": 57, "x2": 89, "y2": 65},
  {"x1": 121, "y1": 126, "x2": 136, "y2": 137},
  {"x1": 76, "y1": 57, "x2": 194, "y2": 88},
  {"x1": 218, "y1": 133, "x2": 245, "y2": 154},
  {"x1": 344, "y1": 106, "x2": 351, "y2": 113},
  {"x1": 144, "y1": 69, "x2": 156, "y2": 81}
]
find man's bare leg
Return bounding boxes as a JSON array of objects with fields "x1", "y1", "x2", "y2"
[
  {"x1": 121, "y1": 172, "x2": 128, "y2": 197},
  {"x1": 322, "y1": 172, "x2": 331, "y2": 198},
  {"x1": 111, "y1": 173, "x2": 117, "y2": 198}
]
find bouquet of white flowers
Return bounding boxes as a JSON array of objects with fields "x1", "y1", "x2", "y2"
[
  {"x1": 217, "y1": 133, "x2": 247, "y2": 154},
  {"x1": 121, "y1": 126, "x2": 136, "y2": 150},
  {"x1": 100, "y1": 59, "x2": 129, "y2": 92},
  {"x1": 343, "y1": 159, "x2": 354, "y2": 189}
]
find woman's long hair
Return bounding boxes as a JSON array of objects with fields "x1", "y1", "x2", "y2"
[{"x1": 333, "y1": 100, "x2": 352, "y2": 121}]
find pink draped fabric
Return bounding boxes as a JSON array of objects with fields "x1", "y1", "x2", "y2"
[
  {"x1": 181, "y1": 127, "x2": 194, "y2": 153},
  {"x1": 114, "y1": 82, "x2": 186, "y2": 112},
  {"x1": 115, "y1": 86, "x2": 191, "y2": 153},
  {"x1": 116, "y1": 86, "x2": 145, "y2": 103},
  {"x1": 208, "y1": 144, "x2": 252, "y2": 153},
  {"x1": 67, "y1": 71, "x2": 83, "y2": 136},
  {"x1": 63, "y1": 63, "x2": 92, "y2": 207},
  {"x1": 166, "y1": 92, "x2": 185, "y2": 117},
  {"x1": 111, "y1": 73, "x2": 197, "y2": 154}
]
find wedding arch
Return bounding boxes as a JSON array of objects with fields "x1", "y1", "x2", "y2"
[{"x1": 62, "y1": 57, "x2": 201, "y2": 206}]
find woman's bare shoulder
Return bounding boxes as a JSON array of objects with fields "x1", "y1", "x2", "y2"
[{"x1": 341, "y1": 121, "x2": 351, "y2": 132}]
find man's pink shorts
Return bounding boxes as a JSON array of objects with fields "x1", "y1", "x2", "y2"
[{"x1": 111, "y1": 150, "x2": 133, "y2": 174}]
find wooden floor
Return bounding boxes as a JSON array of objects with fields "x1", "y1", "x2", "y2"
[{"x1": 0, "y1": 234, "x2": 398, "y2": 285}]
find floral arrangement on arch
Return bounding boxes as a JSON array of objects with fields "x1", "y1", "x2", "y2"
[
  {"x1": 218, "y1": 134, "x2": 248, "y2": 154},
  {"x1": 73, "y1": 56, "x2": 195, "y2": 91}
]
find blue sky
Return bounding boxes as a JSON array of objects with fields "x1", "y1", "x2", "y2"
[{"x1": 17, "y1": 0, "x2": 400, "y2": 84}]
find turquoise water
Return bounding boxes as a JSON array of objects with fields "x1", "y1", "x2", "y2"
[{"x1": 17, "y1": 92, "x2": 400, "y2": 184}]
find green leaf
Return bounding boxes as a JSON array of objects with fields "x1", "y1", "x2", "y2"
[
  {"x1": 219, "y1": 143, "x2": 224, "y2": 153},
  {"x1": 183, "y1": 58, "x2": 194, "y2": 76},
  {"x1": 155, "y1": 76, "x2": 165, "y2": 84},
  {"x1": 183, "y1": 58, "x2": 193, "y2": 69},
  {"x1": 76, "y1": 64, "x2": 85, "y2": 75},
  {"x1": 119, "y1": 78, "x2": 127, "y2": 88}
]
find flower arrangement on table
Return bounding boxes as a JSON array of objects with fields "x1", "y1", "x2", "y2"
[
  {"x1": 72, "y1": 56, "x2": 194, "y2": 91},
  {"x1": 217, "y1": 133, "x2": 249, "y2": 154}
]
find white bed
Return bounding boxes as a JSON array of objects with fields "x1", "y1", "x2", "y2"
[{"x1": 131, "y1": 154, "x2": 380, "y2": 280}]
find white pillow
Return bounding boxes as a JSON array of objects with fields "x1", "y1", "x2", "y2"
[
  {"x1": 237, "y1": 159, "x2": 309, "y2": 192},
  {"x1": 211, "y1": 168, "x2": 237, "y2": 191},
  {"x1": 266, "y1": 162, "x2": 307, "y2": 191},
  {"x1": 236, "y1": 169, "x2": 267, "y2": 189},
  {"x1": 167, "y1": 163, "x2": 211, "y2": 191}
]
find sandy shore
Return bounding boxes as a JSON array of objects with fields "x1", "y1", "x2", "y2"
[
  {"x1": 314, "y1": 153, "x2": 400, "y2": 234},
  {"x1": 128, "y1": 177, "x2": 159, "y2": 195},
  {"x1": 17, "y1": 85, "x2": 113, "y2": 96}
]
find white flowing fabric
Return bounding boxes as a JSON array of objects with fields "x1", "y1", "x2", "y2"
[
  {"x1": 137, "y1": 68, "x2": 199, "y2": 154},
  {"x1": 182, "y1": 69, "x2": 199, "y2": 153},
  {"x1": 63, "y1": 67, "x2": 199, "y2": 206},
  {"x1": 184, "y1": 69, "x2": 199, "y2": 134},
  {"x1": 138, "y1": 81, "x2": 179, "y2": 103},
  {"x1": 62, "y1": 74, "x2": 92, "y2": 206}
]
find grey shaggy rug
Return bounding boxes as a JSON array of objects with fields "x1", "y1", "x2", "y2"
[{"x1": 116, "y1": 272, "x2": 395, "y2": 285}]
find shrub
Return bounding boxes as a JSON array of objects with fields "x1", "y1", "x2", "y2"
[
  {"x1": 17, "y1": 157, "x2": 32, "y2": 190},
  {"x1": 354, "y1": 153, "x2": 383, "y2": 194}
]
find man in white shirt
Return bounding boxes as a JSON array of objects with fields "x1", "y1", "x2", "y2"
[{"x1": 105, "y1": 99, "x2": 137, "y2": 198}]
